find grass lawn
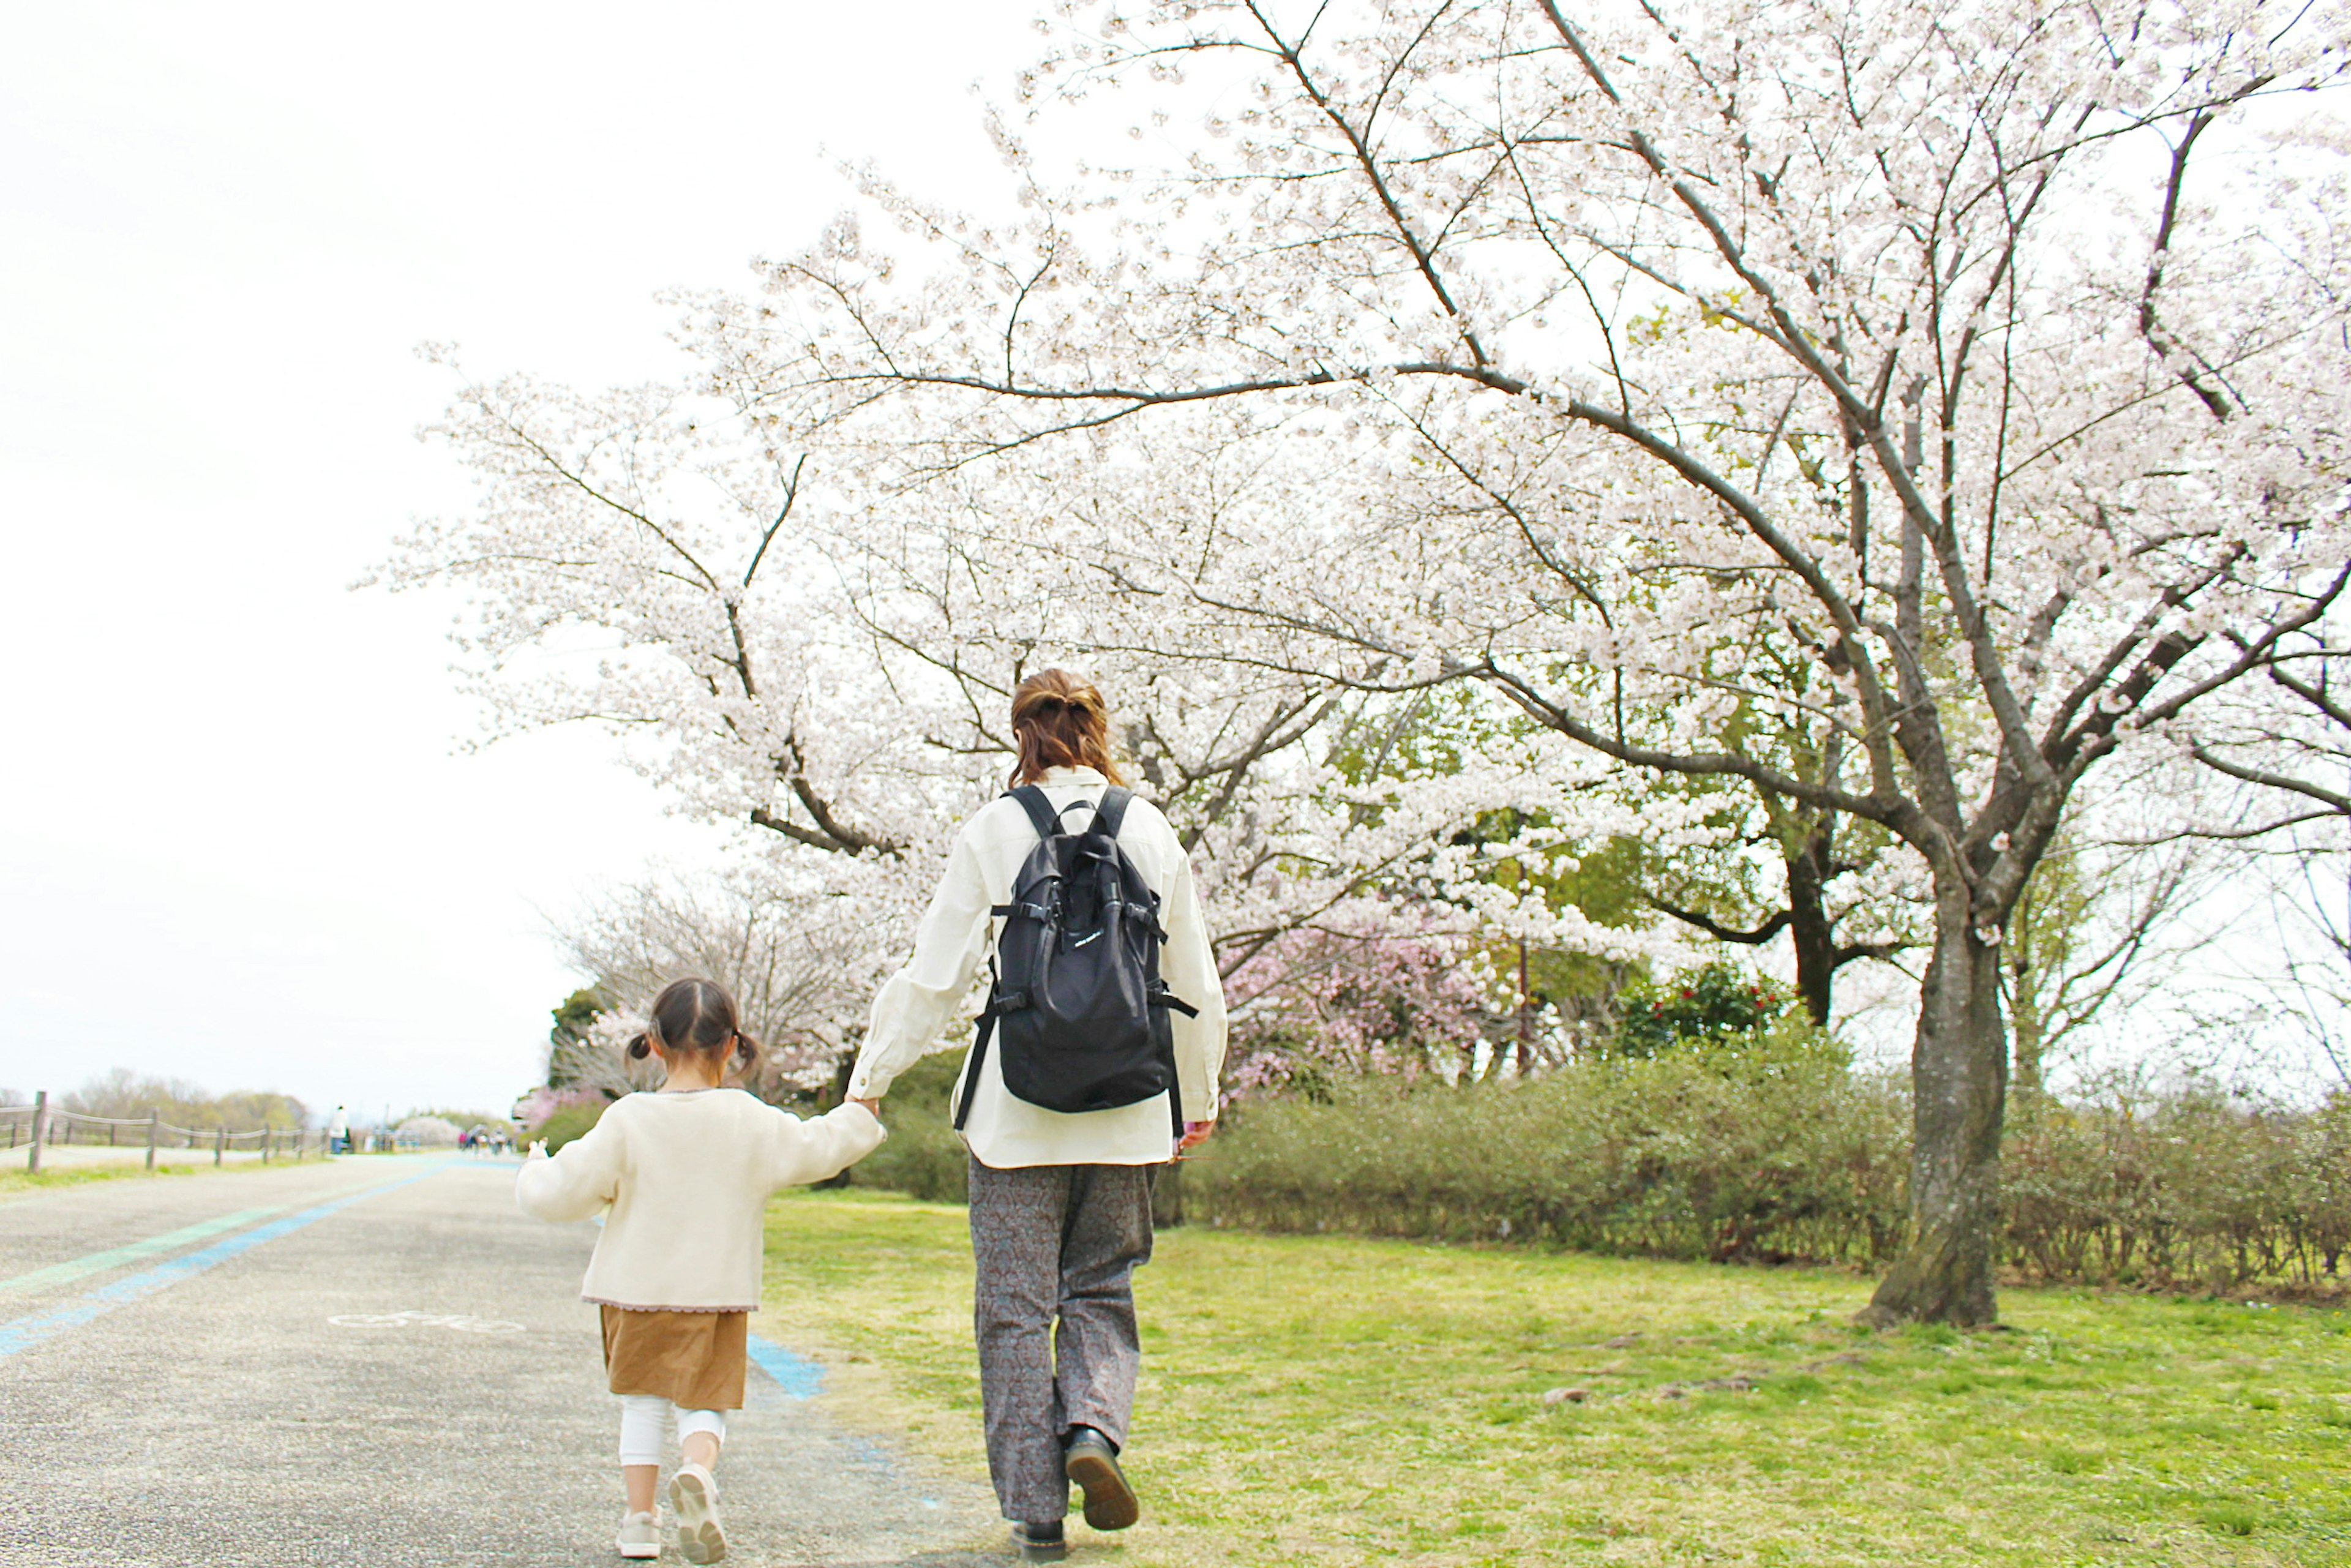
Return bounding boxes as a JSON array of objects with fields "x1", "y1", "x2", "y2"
[
  {"x1": 0, "y1": 1163, "x2": 220, "y2": 1198},
  {"x1": 0, "y1": 1152, "x2": 332, "y2": 1199},
  {"x1": 760, "y1": 1188, "x2": 2351, "y2": 1567}
]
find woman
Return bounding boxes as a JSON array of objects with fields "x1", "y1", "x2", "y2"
[{"x1": 847, "y1": 669, "x2": 1227, "y2": 1562}]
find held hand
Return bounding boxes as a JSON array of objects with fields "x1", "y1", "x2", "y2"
[
  {"x1": 1176, "y1": 1119, "x2": 1213, "y2": 1156},
  {"x1": 847, "y1": 1097, "x2": 882, "y2": 1117}
]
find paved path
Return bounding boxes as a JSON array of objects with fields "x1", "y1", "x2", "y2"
[{"x1": 0, "y1": 1157, "x2": 1001, "y2": 1567}]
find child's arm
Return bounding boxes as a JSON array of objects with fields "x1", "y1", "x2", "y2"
[
  {"x1": 761, "y1": 1100, "x2": 888, "y2": 1190},
  {"x1": 514, "y1": 1108, "x2": 625, "y2": 1221}
]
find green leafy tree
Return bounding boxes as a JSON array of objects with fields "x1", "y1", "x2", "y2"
[{"x1": 1612, "y1": 962, "x2": 1802, "y2": 1057}]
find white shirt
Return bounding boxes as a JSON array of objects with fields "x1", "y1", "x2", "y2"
[
  {"x1": 849, "y1": 766, "x2": 1228, "y2": 1168},
  {"x1": 515, "y1": 1090, "x2": 885, "y2": 1310}
]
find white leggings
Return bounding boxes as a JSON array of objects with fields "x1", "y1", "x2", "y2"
[{"x1": 617, "y1": 1395, "x2": 727, "y2": 1468}]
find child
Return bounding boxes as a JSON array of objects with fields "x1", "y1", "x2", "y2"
[{"x1": 518, "y1": 977, "x2": 885, "y2": 1563}]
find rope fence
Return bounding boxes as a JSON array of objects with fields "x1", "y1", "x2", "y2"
[{"x1": 0, "y1": 1093, "x2": 426, "y2": 1174}]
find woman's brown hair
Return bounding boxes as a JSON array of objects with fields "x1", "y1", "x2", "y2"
[
  {"x1": 626, "y1": 977, "x2": 766, "y2": 1087},
  {"x1": 1008, "y1": 669, "x2": 1126, "y2": 788}
]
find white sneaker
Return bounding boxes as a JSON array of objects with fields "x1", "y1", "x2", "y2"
[
  {"x1": 615, "y1": 1509, "x2": 661, "y2": 1560},
  {"x1": 669, "y1": 1463, "x2": 726, "y2": 1564}
]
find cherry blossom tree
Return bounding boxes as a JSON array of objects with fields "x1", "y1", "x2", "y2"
[
  {"x1": 2183, "y1": 601, "x2": 2351, "y2": 1082},
  {"x1": 550, "y1": 868, "x2": 877, "y2": 1092},
  {"x1": 380, "y1": 358, "x2": 1665, "y2": 1090},
  {"x1": 1221, "y1": 924, "x2": 1498, "y2": 1096},
  {"x1": 1628, "y1": 756, "x2": 1919, "y2": 1027},
  {"x1": 688, "y1": 0, "x2": 2350, "y2": 1322}
]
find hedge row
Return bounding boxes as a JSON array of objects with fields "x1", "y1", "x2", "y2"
[
  {"x1": 1188, "y1": 1040, "x2": 1910, "y2": 1267},
  {"x1": 846, "y1": 1040, "x2": 2351, "y2": 1292},
  {"x1": 1183, "y1": 1051, "x2": 2351, "y2": 1291}
]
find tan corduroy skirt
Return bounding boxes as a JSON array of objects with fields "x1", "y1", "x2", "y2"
[{"x1": 600, "y1": 1306, "x2": 748, "y2": 1411}]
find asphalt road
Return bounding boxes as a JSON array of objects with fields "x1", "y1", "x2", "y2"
[{"x1": 0, "y1": 1156, "x2": 1002, "y2": 1567}]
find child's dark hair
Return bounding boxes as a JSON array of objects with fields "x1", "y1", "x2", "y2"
[{"x1": 626, "y1": 977, "x2": 764, "y2": 1086}]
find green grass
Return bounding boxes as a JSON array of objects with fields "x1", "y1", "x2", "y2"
[
  {"x1": 759, "y1": 1189, "x2": 2351, "y2": 1567},
  {"x1": 0, "y1": 1153, "x2": 332, "y2": 1198},
  {"x1": 0, "y1": 1163, "x2": 203, "y2": 1197}
]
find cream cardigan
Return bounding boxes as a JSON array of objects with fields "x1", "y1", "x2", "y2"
[{"x1": 515, "y1": 1090, "x2": 884, "y2": 1311}]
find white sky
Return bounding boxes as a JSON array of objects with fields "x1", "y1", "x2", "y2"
[{"x1": 0, "y1": 1, "x2": 1042, "y2": 1122}]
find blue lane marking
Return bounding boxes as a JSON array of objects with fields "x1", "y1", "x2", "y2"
[
  {"x1": 0, "y1": 1159, "x2": 456, "y2": 1360},
  {"x1": 741, "y1": 1333, "x2": 926, "y2": 1498},
  {"x1": 745, "y1": 1332, "x2": 824, "y2": 1399}
]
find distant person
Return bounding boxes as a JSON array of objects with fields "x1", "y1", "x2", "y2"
[
  {"x1": 517, "y1": 977, "x2": 884, "y2": 1564},
  {"x1": 847, "y1": 669, "x2": 1228, "y2": 1563},
  {"x1": 326, "y1": 1105, "x2": 349, "y2": 1156}
]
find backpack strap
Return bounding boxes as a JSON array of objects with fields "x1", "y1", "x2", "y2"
[
  {"x1": 1006, "y1": 785, "x2": 1060, "y2": 840},
  {"x1": 954, "y1": 951, "x2": 1033, "y2": 1133},
  {"x1": 965, "y1": 787, "x2": 1068, "y2": 1132},
  {"x1": 952, "y1": 1010, "x2": 995, "y2": 1132},
  {"x1": 1093, "y1": 786, "x2": 1133, "y2": 841}
]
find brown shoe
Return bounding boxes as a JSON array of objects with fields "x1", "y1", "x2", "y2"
[
  {"x1": 1063, "y1": 1429, "x2": 1139, "y2": 1531},
  {"x1": 1011, "y1": 1521, "x2": 1068, "y2": 1561}
]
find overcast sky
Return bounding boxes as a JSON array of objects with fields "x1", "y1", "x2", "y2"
[{"x1": 0, "y1": 2, "x2": 1043, "y2": 1121}]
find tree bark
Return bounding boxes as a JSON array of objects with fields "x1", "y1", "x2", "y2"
[
  {"x1": 1785, "y1": 828, "x2": 1839, "y2": 1027},
  {"x1": 1152, "y1": 1161, "x2": 1187, "y2": 1228},
  {"x1": 1859, "y1": 910, "x2": 2009, "y2": 1326},
  {"x1": 2004, "y1": 868, "x2": 2048, "y2": 1094},
  {"x1": 2008, "y1": 969, "x2": 2045, "y2": 1095}
]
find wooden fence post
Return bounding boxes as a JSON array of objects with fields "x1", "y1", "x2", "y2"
[
  {"x1": 26, "y1": 1090, "x2": 45, "y2": 1174},
  {"x1": 214, "y1": 1126, "x2": 225, "y2": 1166},
  {"x1": 146, "y1": 1109, "x2": 159, "y2": 1171}
]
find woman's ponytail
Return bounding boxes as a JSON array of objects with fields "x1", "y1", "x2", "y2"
[{"x1": 1008, "y1": 668, "x2": 1125, "y2": 787}]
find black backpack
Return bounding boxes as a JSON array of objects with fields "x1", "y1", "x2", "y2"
[{"x1": 954, "y1": 785, "x2": 1195, "y2": 1134}]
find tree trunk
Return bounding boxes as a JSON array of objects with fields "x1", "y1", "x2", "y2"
[
  {"x1": 1860, "y1": 910, "x2": 2009, "y2": 1326},
  {"x1": 1785, "y1": 834, "x2": 1838, "y2": 1027},
  {"x1": 2008, "y1": 975, "x2": 2045, "y2": 1095},
  {"x1": 2004, "y1": 871, "x2": 2047, "y2": 1094},
  {"x1": 1152, "y1": 1161, "x2": 1186, "y2": 1228},
  {"x1": 811, "y1": 1053, "x2": 858, "y2": 1190}
]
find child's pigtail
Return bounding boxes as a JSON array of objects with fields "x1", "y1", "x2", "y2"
[
  {"x1": 626, "y1": 1031, "x2": 652, "y2": 1061},
  {"x1": 729, "y1": 1029, "x2": 767, "y2": 1087}
]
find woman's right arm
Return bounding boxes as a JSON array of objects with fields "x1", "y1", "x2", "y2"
[
  {"x1": 845, "y1": 823, "x2": 994, "y2": 1101},
  {"x1": 1158, "y1": 835, "x2": 1229, "y2": 1127},
  {"x1": 513, "y1": 1106, "x2": 624, "y2": 1222}
]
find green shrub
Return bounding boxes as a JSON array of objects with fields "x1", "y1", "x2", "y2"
[
  {"x1": 1190, "y1": 1021, "x2": 1910, "y2": 1265},
  {"x1": 535, "y1": 1099, "x2": 609, "y2": 1152},
  {"x1": 846, "y1": 1052, "x2": 970, "y2": 1203},
  {"x1": 1612, "y1": 962, "x2": 1800, "y2": 1058},
  {"x1": 1189, "y1": 1043, "x2": 2351, "y2": 1288},
  {"x1": 2001, "y1": 1086, "x2": 2351, "y2": 1289}
]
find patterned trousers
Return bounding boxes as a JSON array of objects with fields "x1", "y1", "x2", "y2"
[{"x1": 967, "y1": 1158, "x2": 1156, "y2": 1523}]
